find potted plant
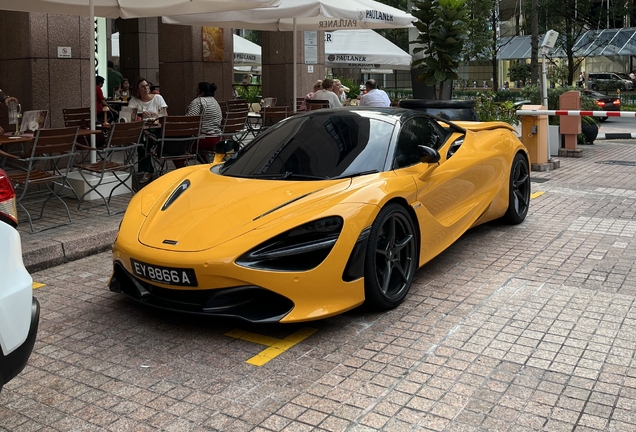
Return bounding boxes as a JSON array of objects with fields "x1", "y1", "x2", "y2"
[{"x1": 580, "y1": 115, "x2": 599, "y2": 144}]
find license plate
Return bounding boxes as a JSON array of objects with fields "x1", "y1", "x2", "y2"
[{"x1": 130, "y1": 259, "x2": 198, "y2": 287}]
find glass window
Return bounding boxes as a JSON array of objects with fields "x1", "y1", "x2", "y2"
[
  {"x1": 394, "y1": 117, "x2": 446, "y2": 169},
  {"x1": 220, "y1": 111, "x2": 395, "y2": 179}
]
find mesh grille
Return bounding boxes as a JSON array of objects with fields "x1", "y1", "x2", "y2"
[{"x1": 0, "y1": 198, "x2": 17, "y2": 224}]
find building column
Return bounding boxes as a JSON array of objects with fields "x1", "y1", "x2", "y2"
[
  {"x1": 0, "y1": 11, "x2": 93, "y2": 127},
  {"x1": 261, "y1": 30, "x2": 325, "y2": 108},
  {"x1": 118, "y1": 18, "x2": 159, "y2": 90},
  {"x1": 158, "y1": 23, "x2": 235, "y2": 115}
]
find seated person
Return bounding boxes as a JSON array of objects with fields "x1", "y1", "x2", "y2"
[
  {"x1": 0, "y1": 89, "x2": 18, "y2": 135},
  {"x1": 299, "y1": 80, "x2": 322, "y2": 111},
  {"x1": 182, "y1": 82, "x2": 223, "y2": 166},
  {"x1": 358, "y1": 79, "x2": 391, "y2": 107},
  {"x1": 128, "y1": 77, "x2": 168, "y2": 183},
  {"x1": 114, "y1": 78, "x2": 131, "y2": 101},
  {"x1": 96, "y1": 75, "x2": 118, "y2": 123},
  {"x1": 311, "y1": 78, "x2": 342, "y2": 108}
]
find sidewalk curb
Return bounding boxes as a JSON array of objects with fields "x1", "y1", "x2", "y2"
[
  {"x1": 597, "y1": 133, "x2": 636, "y2": 140},
  {"x1": 22, "y1": 226, "x2": 118, "y2": 273}
]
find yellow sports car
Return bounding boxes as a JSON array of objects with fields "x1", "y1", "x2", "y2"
[{"x1": 110, "y1": 108, "x2": 530, "y2": 323}]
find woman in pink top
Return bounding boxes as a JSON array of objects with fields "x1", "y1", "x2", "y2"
[{"x1": 299, "y1": 80, "x2": 322, "y2": 111}]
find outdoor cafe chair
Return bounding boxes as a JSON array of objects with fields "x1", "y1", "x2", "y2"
[
  {"x1": 64, "y1": 107, "x2": 106, "y2": 162},
  {"x1": 295, "y1": 97, "x2": 305, "y2": 112},
  {"x1": 220, "y1": 110, "x2": 250, "y2": 146},
  {"x1": 260, "y1": 106, "x2": 289, "y2": 131},
  {"x1": 306, "y1": 99, "x2": 330, "y2": 110},
  {"x1": 148, "y1": 115, "x2": 202, "y2": 176},
  {"x1": 0, "y1": 126, "x2": 79, "y2": 232},
  {"x1": 75, "y1": 121, "x2": 143, "y2": 215}
]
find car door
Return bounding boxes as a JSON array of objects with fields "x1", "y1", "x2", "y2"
[{"x1": 392, "y1": 116, "x2": 492, "y2": 265}]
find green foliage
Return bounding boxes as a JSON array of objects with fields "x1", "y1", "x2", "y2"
[
  {"x1": 234, "y1": 83, "x2": 260, "y2": 104},
  {"x1": 595, "y1": 80, "x2": 627, "y2": 92},
  {"x1": 411, "y1": 0, "x2": 470, "y2": 99},
  {"x1": 508, "y1": 63, "x2": 532, "y2": 86},
  {"x1": 336, "y1": 77, "x2": 361, "y2": 100},
  {"x1": 474, "y1": 91, "x2": 520, "y2": 126},
  {"x1": 546, "y1": 64, "x2": 570, "y2": 87}
]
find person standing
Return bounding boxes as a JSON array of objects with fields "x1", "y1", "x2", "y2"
[
  {"x1": 358, "y1": 79, "x2": 391, "y2": 107},
  {"x1": 311, "y1": 78, "x2": 342, "y2": 108},
  {"x1": 107, "y1": 60, "x2": 123, "y2": 98}
]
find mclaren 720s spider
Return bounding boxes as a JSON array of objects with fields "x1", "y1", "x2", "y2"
[{"x1": 109, "y1": 107, "x2": 530, "y2": 323}]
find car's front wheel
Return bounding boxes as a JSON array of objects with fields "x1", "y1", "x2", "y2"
[
  {"x1": 504, "y1": 153, "x2": 531, "y2": 224},
  {"x1": 364, "y1": 204, "x2": 418, "y2": 310}
]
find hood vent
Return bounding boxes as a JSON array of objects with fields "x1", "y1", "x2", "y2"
[{"x1": 162, "y1": 179, "x2": 190, "y2": 211}]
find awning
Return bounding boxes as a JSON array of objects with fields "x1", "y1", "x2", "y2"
[
  {"x1": 499, "y1": 27, "x2": 636, "y2": 60},
  {"x1": 325, "y1": 29, "x2": 411, "y2": 70},
  {"x1": 233, "y1": 34, "x2": 261, "y2": 66},
  {"x1": 232, "y1": 30, "x2": 411, "y2": 72}
]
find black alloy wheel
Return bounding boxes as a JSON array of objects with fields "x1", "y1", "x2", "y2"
[
  {"x1": 504, "y1": 153, "x2": 531, "y2": 224},
  {"x1": 364, "y1": 204, "x2": 418, "y2": 310}
]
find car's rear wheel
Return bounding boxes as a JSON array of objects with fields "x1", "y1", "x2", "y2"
[
  {"x1": 364, "y1": 204, "x2": 417, "y2": 310},
  {"x1": 504, "y1": 153, "x2": 530, "y2": 224},
  {"x1": 600, "y1": 116, "x2": 608, "y2": 122}
]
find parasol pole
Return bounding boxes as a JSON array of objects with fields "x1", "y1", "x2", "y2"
[
  {"x1": 293, "y1": 18, "x2": 297, "y2": 113},
  {"x1": 89, "y1": 0, "x2": 96, "y2": 163}
]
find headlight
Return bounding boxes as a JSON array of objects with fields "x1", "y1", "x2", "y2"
[{"x1": 237, "y1": 216, "x2": 344, "y2": 271}]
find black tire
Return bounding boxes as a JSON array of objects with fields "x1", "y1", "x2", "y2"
[
  {"x1": 600, "y1": 116, "x2": 608, "y2": 122},
  {"x1": 504, "y1": 153, "x2": 531, "y2": 224},
  {"x1": 364, "y1": 204, "x2": 418, "y2": 310}
]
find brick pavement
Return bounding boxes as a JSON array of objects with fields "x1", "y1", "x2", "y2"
[{"x1": 2, "y1": 141, "x2": 636, "y2": 430}]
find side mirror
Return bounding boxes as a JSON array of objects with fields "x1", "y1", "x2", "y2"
[
  {"x1": 418, "y1": 145, "x2": 440, "y2": 164},
  {"x1": 214, "y1": 139, "x2": 239, "y2": 154}
]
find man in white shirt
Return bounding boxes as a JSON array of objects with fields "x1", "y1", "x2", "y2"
[
  {"x1": 311, "y1": 78, "x2": 342, "y2": 108},
  {"x1": 359, "y1": 79, "x2": 391, "y2": 107}
]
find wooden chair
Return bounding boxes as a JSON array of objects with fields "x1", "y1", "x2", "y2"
[
  {"x1": 306, "y1": 99, "x2": 330, "y2": 110},
  {"x1": 220, "y1": 110, "x2": 250, "y2": 146},
  {"x1": 148, "y1": 116, "x2": 202, "y2": 176},
  {"x1": 75, "y1": 121, "x2": 144, "y2": 214},
  {"x1": 63, "y1": 107, "x2": 92, "y2": 129},
  {"x1": 0, "y1": 127, "x2": 79, "y2": 232},
  {"x1": 261, "y1": 106, "x2": 289, "y2": 131},
  {"x1": 295, "y1": 98, "x2": 305, "y2": 112},
  {"x1": 226, "y1": 99, "x2": 250, "y2": 113}
]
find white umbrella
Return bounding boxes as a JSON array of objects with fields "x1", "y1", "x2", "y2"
[
  {"x1": 233, "y1": 30, "x2": 411, "y2": 72},
  {"x1": 163, "y1": 0, "x2": 415, "y2": 110},
  {"x1": 0, "y1": 0, "x2": 280, "y2": 159},
  {"x1": 0, "y1": 0, "x2": 281, "y2": 18},
  {"x1": 325, "y1": 29, "x2": 411, "y2": 71},
  {"x1": 233, "y1": 34, "x2": 262, "y2": 67}
]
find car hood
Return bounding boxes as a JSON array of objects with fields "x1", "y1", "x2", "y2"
[{"x1": 138, "y1": 169, "x2": 351, "y2": 252}]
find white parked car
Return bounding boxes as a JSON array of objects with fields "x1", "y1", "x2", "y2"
[{"x1": 0, "y1": 168, "x2": 39, "y2": 391}]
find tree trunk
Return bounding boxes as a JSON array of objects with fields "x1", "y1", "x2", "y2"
[{"x1": 531, "y1": 0, "x2": 539, "y2": 84}]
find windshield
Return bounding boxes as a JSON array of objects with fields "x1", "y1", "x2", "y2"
[{"x1": 220, "y1": 111, "x2": 395, "y2": 180}]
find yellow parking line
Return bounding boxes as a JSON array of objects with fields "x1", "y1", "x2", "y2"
[
  {"x1": 531, "y1": 191, "x2": 545, "y2": 199},
  {"x1": 225, "y1": 327, "x2": 318, "y2": 366},
  {"x1": 32, "y1": 282, "x2": 46, "y2": 289}
]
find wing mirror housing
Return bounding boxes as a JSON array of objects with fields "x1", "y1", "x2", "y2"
[
  {"x1": 214, "y1": 139, "x2": 239, "y2": 155},
  {"x1": 418, "y1": 145, "x2": 441, "y2": 164}
]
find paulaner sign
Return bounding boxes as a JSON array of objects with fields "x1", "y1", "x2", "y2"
[
  {"x1": 234, "y1": 53, "x2": 257, "y2": 61},
  {"x1": 364, "y1": 10, "x2": 394, "y2": 22},
  {"x1": 319, "y1": 19, "x2": 358, "y2": 29}
]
